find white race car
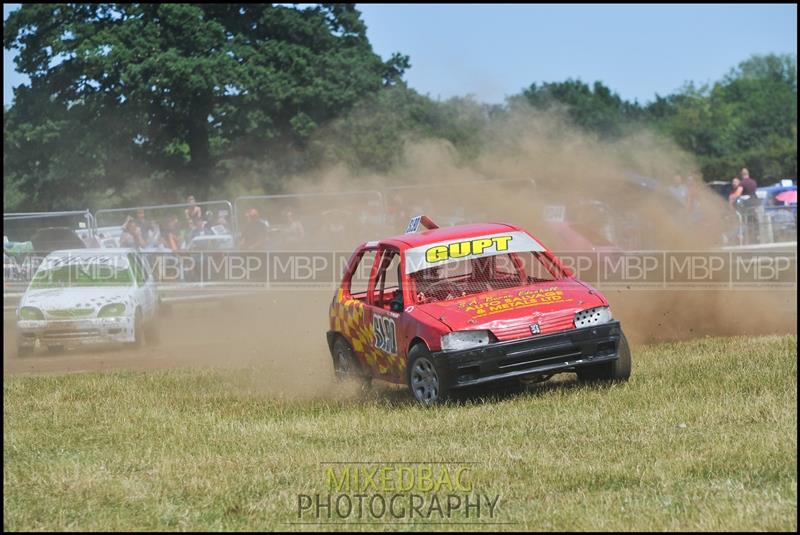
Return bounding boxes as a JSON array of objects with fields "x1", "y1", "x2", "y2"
[{"x1": 16, "y1": 249, "x2": 159, "y2": 355}]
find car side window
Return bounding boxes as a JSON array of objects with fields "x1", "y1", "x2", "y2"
[
  {"x1": 347, "y1": 249, "x2": 377, "y2": 301},
  {"x1": 371, "y1": 249, "x2": 401, "y2": 309}
]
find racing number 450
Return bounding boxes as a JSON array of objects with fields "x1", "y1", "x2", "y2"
[{"x1": 373, "y1": 315, "x2": 397, "y2": 354}]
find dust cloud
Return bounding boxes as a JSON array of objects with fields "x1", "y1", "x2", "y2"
[{"x1": 4, "y1": 104, "x2": 796, "y2": 397}]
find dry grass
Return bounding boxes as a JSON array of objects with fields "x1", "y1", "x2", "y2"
[{"x1": 3, "y1": 335, "x2": 797, "y2": 531}]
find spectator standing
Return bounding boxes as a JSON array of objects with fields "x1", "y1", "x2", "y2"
[
  {"x1": 240, "y1": 208, "x2": 270, "y2": 250},
  {"x1": 119, "y1": 217, "x2": 146, "y2": 250},
  {"x1": 135, "y1": 209, "x2": 153, "y2": 243},
  {"x1": 728, "y1": 177, "x2": 743, "y2": 206},
  {"x1": 162, "y1": 215, "x2": 180, "y2": 251},
  {"x1": 736, "y1": 167, "x2": 761, "y2": 243},
  {"x1": 740, "y1": 168, "x2": 758, "y2": 198},
  {"x1": 185, "y1": 195, "x2": 202, "y2": 222},
  {"x1": 284, "y1": 208, "x2": 305, "y2": 243}
]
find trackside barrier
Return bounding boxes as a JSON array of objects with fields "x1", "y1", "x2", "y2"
[
  {"x1": 94, "y1": 200, "x2": 236, "y2": 249},
  {"x1": 732, "y1": 205, "x2": 797, "y2": 246},
  {"x1": 4, "y1": 210, "x2": 96, "y2": 243},
  {"x1": 234, "y1": 190, "x2": 387, "y2": 251},
  {"x1": 4, "y1": 212, "x2": 96, "y2": 286}
]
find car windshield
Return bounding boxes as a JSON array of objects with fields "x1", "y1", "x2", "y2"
[
  {"x1": 411, "y1": 251, "x2": 564, "y2": 304},
  {"x1": 30, "y1": 254, "x2": 134, "y2": 288}
]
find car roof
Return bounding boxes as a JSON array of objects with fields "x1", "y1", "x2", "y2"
[{"x1": 376, "y1": 222, "x2": 522, "y2": 249}]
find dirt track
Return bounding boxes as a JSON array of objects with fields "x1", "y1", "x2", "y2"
[
  {"x1": 3, "y1": 293, "x2": 333, "y2": 381},
  {"x1": 4, "y1": 289, "x2": 796, "y2": 379}
]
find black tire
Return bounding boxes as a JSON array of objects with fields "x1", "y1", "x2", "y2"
[
  {"x1": 407, "y1": 343, "x2": 449, "y2": 405},
  {"x1": 127, "y1": 309, "x2": 143, "y2": 348},
  {"x1": 46, "y1": 345, "x2": 64, "y2": 354},
  {"x1": 577, "y1": 331, "x2": 631, "y2": 383},
  {"x1": 332, "y1": 336, "x2": 370, "y2": 386}
]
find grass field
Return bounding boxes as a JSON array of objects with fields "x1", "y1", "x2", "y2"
[{"x1": 3, "y1": 335, "x2": 797, "y2": 531}]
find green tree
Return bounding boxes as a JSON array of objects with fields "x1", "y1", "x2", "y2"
[
  {"x1": 308, "y1": 85, "x2": 489, "y2": 173},
  {"x1": 518, "y1": 79, "x2": 643, "y2": 137},
  {"x1": 4, "y1": 3, "x2": 408, "y2": 208},
  {"x1": 648, "y1": 54, "x2": 797, "y2": 181}
]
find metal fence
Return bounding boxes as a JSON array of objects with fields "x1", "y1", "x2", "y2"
[
  {"x1": 4, "y1": 211, "x2": 96, "y2": 289},
  {"x1": 4, "y1": 210, "x2": 96, "y2": 243},
  {"x1": 731, "y1": 205, "x2": 797, "y2": 246},
  {"x1": 94, "y1": 200, "x2": 236, "y2": 250},
  {"x1": 234, "y1": 190, "x2": 387, "y2": 251}
]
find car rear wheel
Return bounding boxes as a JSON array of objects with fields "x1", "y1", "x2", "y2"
[
  {"x1": 332, "y1": 337, "x2": 370, "y2": 387},
  {"x1": 407, "y1": 344, "x2": 449, "y2": 405},
  {"x1": 577, "y1": 331, "x2": 631, "y2": 383}
]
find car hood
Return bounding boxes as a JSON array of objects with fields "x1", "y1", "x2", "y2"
[
  {"x1": 21, "y1": 286, "x2": 136, "y2": 314},
  {"x1": 414, "y1": 279, "x2": 607, "y2": 340}
]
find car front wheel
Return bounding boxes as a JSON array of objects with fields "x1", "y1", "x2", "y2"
[
  {"x1": 127, "y1": 309, "x2": 143, "y2": 348},
  {"x1": 407, "y1": 344, "x2": 449, "y2": 405},
  {"x1": 577, "y1": 331, "x2": 631, "y2": 382}
]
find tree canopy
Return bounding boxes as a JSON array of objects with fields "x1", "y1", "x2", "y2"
[
  {"x1": 649, "y1": 54, "x2": 797, "y2": 181},
  {"x1": 3, "y1": 4, "x2": 796, "y2": 211},
  {"x1": 517, "y1": 79, "x2": 644, "y2": 137},
  {"x1": 4, "y1": 3, "x2": 408, "y2": 208}
]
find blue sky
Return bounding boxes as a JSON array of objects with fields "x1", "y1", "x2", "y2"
[{"x1": 4, "y1": 3, "x2": 797, "y2": 106}]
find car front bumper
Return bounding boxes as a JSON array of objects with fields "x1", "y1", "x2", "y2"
[
  {"x1": 433, "y1": 321, "x2": 624, "y2": 389},
  {"x1": 16, "y1": 317, "x2": 135, "y2": 348}
]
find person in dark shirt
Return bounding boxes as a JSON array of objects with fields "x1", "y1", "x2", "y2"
[
  {"x1": 740, "y1": 168, "x2": 758, "y2": 197},
  {"x1": 239, "y1": 208, "x2": 269, "y2": 250},
  {"x1": 737, "y1": 167, "x2": 761, "y2": 243},
  {"x1": 120, "y1": 217, "x2": 145, "y2": 250}
]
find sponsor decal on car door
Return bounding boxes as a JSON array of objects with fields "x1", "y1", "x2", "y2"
[{"x1": 364, "y1": 248, "x2": 404, "y2": 379}]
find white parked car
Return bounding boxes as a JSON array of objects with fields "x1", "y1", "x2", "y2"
[{"x1": 16, "y1": 249, "x2": 159, "y2": 355}]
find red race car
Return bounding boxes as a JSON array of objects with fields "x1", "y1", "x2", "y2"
[{"x1": 327, "y1": 216, "x2": 631, "y2": 404}]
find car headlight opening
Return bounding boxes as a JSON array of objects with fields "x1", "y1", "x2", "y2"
[
  {"x1": 19, "y1": 306, "x2": 44, "y2": 321},
  {"x1": 441, "y1": 330, "x2": 493, "y2": 351},
  {"x1": 574, "y1": 306, "x2": 613, "y2": 328},
  {"x1": 98, "y1": 303, "x2": 127, "y2": 318}
]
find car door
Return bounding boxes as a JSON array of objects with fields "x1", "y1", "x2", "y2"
[
  {"x1": 332, "y1": 246, "x2": 378, "y2": 374},
  {"x1": 362, "y1": 247, "x2": 405, "y2": 381}
]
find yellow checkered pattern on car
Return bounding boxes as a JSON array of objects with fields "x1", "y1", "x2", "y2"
[{"x1": 330, "y1": 289, "x2": 404, "y2": 378}]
